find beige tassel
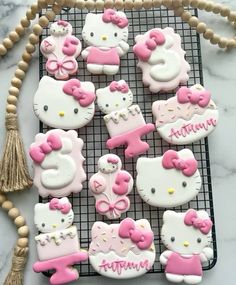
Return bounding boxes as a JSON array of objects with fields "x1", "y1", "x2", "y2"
[
  {"x1": 0, "y1": 113, "x2": 33, "y2": 192},
  {"x1": 3, "y1": 246, "x2": 29, "y2": 285}
]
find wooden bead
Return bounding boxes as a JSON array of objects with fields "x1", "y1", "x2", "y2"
[
  {"x1": 0, "y1": 194, "x2": 6, "y2": 205},
  {"x1": 31, "y1": 3, "x2": 39, "y2": 14},
  {"x1": 0, "y1": 44, "x2": 7, "y2": 55},
  {"x1": 143, "y1": 0, "x2": 152, "y2": 10},
  {"x1": 9, "y1": 31, "x2": 20, "y2": 43},
  {"x1": 203, "y1": 28, "x2": 214, "y2": 40},
  {"x1": 66, "y1": 0, "x2": 76, "y2": 8},
  {"x1": 181, "y1": 11, "x2": 192, "y2": 21},
  {"x1": 26, "y1": 9, "x2": 36, "y2": 20},
  {"x1": 7, "y1": 95, "x2": 18, "y2": 105},
  {"x1": 15, "y1": 216, "x2": 26, "y2": 228},
  {"x1": 17, "y1": 238, "x2": 29, "y2": 248},
  {"x1": 134, "y1": 0, "x2": 142, "y2": 9},
  {"x1": 188, "y1": 16, "x2": 199, "y2": 27},
  {"x1": 226, "y1": 39, "x2": 236, "y2": 49},
  {"x1": 153, "y1": 0, "x2": 162, "y2": 8},
  {"x1": 29, "y1": 34, "x2": 39, "y2": 45},
  {"x1": 95, "y1": 0, "x2": 104, "y2": 10},
  {"x1": 76, "y1": 0, "x2": 85, "y2": 9},
  {"x1": 104, "y1": 0, "x2": 114, "y2": 9},
  {"x1": 220, "y1": 6, "x2": 230, "y2": 17},
  {"x1": 228, "y1": 11, "x2": 236, "y2": 22},
  {"x1": 196, "y1": 22, "x2": 207, "y2": 34},
  {"x1": 8, "y1": 208, "x2": 20, "y2": 219},
  {"x1": 212, "y1": 3, "x2": 222, "y2": 14},
  {"x1": 197, "y1": 0, "x2": 207, "y2": 10},
  {"x1": 47, "y1": 0, "x2": 56, "y2": 5},
  {"x1": 163, "y1": 0, "x2": 173, "y2": 9},
  {"x1": 52, "y1": 4, "x2": 62, "y2": 14},
  {"x1": 190, "y1": 0, "x2": 198, "y2": 8},
  {"x1": 174, "y1": 7, "x2": 184, "y2": 17},
  {"x1": 115, "y1": 0, "x2": 124, "y2": 10},
  {"x1": 38, "y1": 0, "x2": 48, "y2": 8},
  {"x1": 85, "y1": 0, "x2": 95, "y2": 10},
  {"x1": 26, "y1": 43, "x2": 36, "y2": 54},
  {"x1": 218, "y1": 37, "x2": 228, "y2": 48},
  {"x1": 205, "y1": 1, "x2": 214, "y2": 12},
  {"x1": 15, "y1": 25, "x2": 25, "y2": 36},
  {"x1": 39, "y1": 16, "x2": 50, "y2": 28},
  {"x1": 6, "y1": 104, "x2": 17, "y2": 114},
  {"x1": 56, "y1": 0, "x2": 65, "y2": 5},
  {"x1": 11, "y1": 77, "x2": 22, "y2": 88},
  {"x1": 210, "y1": 34, "x2": 221, "y2": 45},
  {"x1": 18, "y1": 226, "x2": 29, "y2": 237},
  {"x1": 2, "y1": 201, "x2": 13, "y2": 211},
  {"x1": 182, "y1": 0, "x2": 190, "y2": 5},
  {"x1": 18, "y1": 60, "x2": 29, "y2": 72},
  {"x1": 45, "y1": 10, "x2": 56, "y2": 21},
  {"x1": 9, "y1": 86, "x2": 20, "y2": 97},
  {"x1": 22, "y1": 51, "x2": 32, "y2": 63},
  {"x1": 3, "y1": 38, "x2": 13, "y2": 49},
  {"x1": 21, "y1": 17, "x2": 30, "y2": 28}
]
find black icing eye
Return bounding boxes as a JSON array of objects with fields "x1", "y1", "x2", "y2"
[
  {"x1": 105, "y1": 104, "x2": 109, "y2": 107},
  {"x1": 123, "y1": 97, "x2": 126, "y2": 101},
  {"x1": 171, "y1": 236, "x2": 175, "y2": 242},
  {"x1": 182, "y1": 181, "x2": 187, "y2": 187},
  {"x1": 42, "y1": 223, "x2": 45, "y2": 227},
  {"x1": 61, "y1": 218, "x2": 65, "y2": 223},
  {"x1": 90, "y1": 32, "x2": 94, "y2": 37},
  {"x1": 74, "y1": 108, "x2": 78, "y2": 114},
  {"x1": 197, "y1": 238, "x2": 202, "y2": 243},
  {"x1": 114, "y1": 32, "x2": 118, "y2": 37},
  {"x1": 151, "y1": 187, "x2": 156, "y2": 194},
  {"x1": 112, "y1": 165, "x2": 115, "y2": 168},
  {"x1": 44, "y1": 105, "x2": 48, "y2": 111}
]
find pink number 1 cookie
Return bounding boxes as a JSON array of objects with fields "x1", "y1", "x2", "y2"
[{"x1": 40, "y1": 20, "x2": 81, "y2": 79}]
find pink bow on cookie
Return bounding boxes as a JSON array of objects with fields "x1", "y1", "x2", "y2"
[
  {"x1": 133, "y1": 30, "x2": 166, "y2": 61},
  {"x1": 46, "y1": 58, "x2": 77, "y2": 77},
  {"x1": 177, "y1": 86, "x2": 211, "y2": 108},
  {"x1": 57, "y1": 20, "x2": 69, "y2": 27},
  {"x1": 49, "y1": 198, "x2": 72, "y2": 214},
  {"x1": 102, "y1": 9, "x2": 128, "y2": 28},
  {"x1": 119, "y1": 218, "x2": 154, "y2": 250},
  {"x1": 29, "y1": 133, "x2": 62, "y2": 164},
  {"x1": 63, "y1": 79, "x2": 95, "y2": 107},
  {"x1": 162, "y1": 150, "x2": 198, "y2": 177},
  {"x1": 109, "y1": 81, "x2": 129, "y2": 93},
  {"x1": 96, "y1": 197, "x2": 129, "y2": 217},
  {"x1": 184, "y1": 209, "x2": 213, "y2": 234}
]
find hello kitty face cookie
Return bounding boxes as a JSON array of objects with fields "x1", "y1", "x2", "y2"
[
  {"x1": 136, "y1": 149, "x2": 201, "y2": 208},
  {"x1": 89, "y1": 154, "x2": 133, "y2": 219},
  {"x1": 133, "y1": 27, "x2": 190, "y2": 93},
  {"x1": 33, "y1": 76, "x2": 96, "y2": 129},
  {"x1": 82, "y1": 9, "x2": 129, "y2": 75},
  {"x1": 152, "y1": 84, "x2": 219, "y2": 144},
  {"x1": 29, "y1": 129, "x2": 86, "y2": 197},
  {"x1": 89, "y1": 218, "x2": 156, "y2": 279},
  {"x1": 160, "y1": 209, "x2": 213, "y2": 284},
  {"x1": 40, "y1": 20, "x2": 82, "y2": 79}
]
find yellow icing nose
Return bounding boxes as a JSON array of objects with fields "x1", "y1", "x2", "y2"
[
  {"x1": 101, "y1": 35, "x2": 107, "y2": 40},
  {"x1": 52, "y1": 224, "x2": 58, "y2": 229},
  {"x1": 168, "y1": 188, "x2": 175, "y2": 195},
  {"x1": 183, "y1": 241, "x2": 190, "y2": 247},
  {"x1": 115, "y1": 103, "x2": 119, "y2": 107},
  {"x1": 59, "y1": 111, "x2": 65, "y2": 117}
]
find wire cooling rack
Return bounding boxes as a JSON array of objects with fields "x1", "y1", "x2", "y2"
[{"x1": 39, "y1": 6, "x2": 217, "y2": 277}]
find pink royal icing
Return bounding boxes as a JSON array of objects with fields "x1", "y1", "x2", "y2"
[
  {"x1": 62, "y1": 36, "x2": 80, "y2": 56},
  {"x1": 112, "y1": 171, "x2": 131, "y2": 195},
  {"x1": 96, "y1": 197, "x2": 129, "y2": 216},
  {"x1": 87, "y1": 47, "x2": 120, "y2": 65},
  {"x1": 177, "y1": 86, "x2": 211, "y2": 108},
  {"x1": 102, "y1": 9, "x2": 129, "y2": 28},
  {"x1": 49, "y1": 198, "x2": 72, "y2": 214},
  {"x1": 184, "y1": 209, "x2": 213, "y2": 234},
  {"x1": 109, "y1": 81, "x2": 129, "y2": 93},
  {"x1": 162, "y1": 150, "x2": 198, "y2": 177},
  {"x1": 46, "y1": 58, "x2": 77, "y2": 77}
]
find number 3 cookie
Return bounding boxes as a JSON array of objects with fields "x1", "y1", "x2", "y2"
[{"x1": 133, "y1": 27, "x2": 190, "y2": 93}]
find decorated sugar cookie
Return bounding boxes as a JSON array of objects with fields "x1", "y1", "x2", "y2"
[
  {"x1": 33, "y1": 76, "x2": 96, "y2": 129},
  {"x1": 40, "y1": 20, "x2": 81, "y2": 79},
  {"x1": 82, "y1": 9, "x2": 129, "y2": 75},
  {"x1": 133, "y1": 27, "x2": 190, "y2": 93},
  {"x1": 136, "y1": 149, "x2": 201, "y2": 208},
  {"x1": 89, "y1": 218, "x2": 155, "y2": 278},
  {"x1": 33, "y1": 198, "x2": 88, "y2": 285},
  {"x1": 29, "y1": 129, "x2": 86, "y2": 197},
  {"x1": 96, "y1": 81, "x2": 154, "y2": 158},
  {"x1": 160, "y1": 209, "x2": 213, "y2": 284},
  {"x1": 152, "y1": 84, "x2": 219, "y2": 144},
  {"x1": 89, "y1": 154, "x2": 133, "y2": 219}
]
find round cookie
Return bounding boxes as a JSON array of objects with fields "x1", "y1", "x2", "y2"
[
  {"x1": 29, "y1": 129, "x2": 86, "y2": 197},
  {"x1": 40, "y1": 20, "x2": 81, "y2": 79},
  {"x1": 152, "y1": 84, "x2": 219, "y2": 144},
  {"x1": 89, "y1": 218, "x2": 156, "y2": 279},
  {"x1": 160, "y1": 209, "x2": 213, "y2": 284},
  {"x1": 136, "y1": 149, "x2": 201, "y2": 208},
  {"x1": 89, "y1": 154, "x2": 133, "y2": 219},
  {"x1": 33, "y1": 76, "x2": 96, "y2": 129},
  {"x1": 82, "y1": 9, "x2": 129, "y2": 75},
  {"x1": 133, "y1": 27, "x2": 190, "y2": 93}
]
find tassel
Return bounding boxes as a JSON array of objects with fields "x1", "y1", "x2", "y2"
[
  {"x1": 3, "y1": 246, "x2": 29, "y2": 285},
  {"x1": 0, "y1": 113, "x2": 33, "y2": 192}
]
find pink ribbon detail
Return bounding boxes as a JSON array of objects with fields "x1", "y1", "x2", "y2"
[
  {"x1": 133, "y1": 30, "x2": 166, "y2": 61},
  {"x1": 29, "y1": 133, "x2": 62, "y2": 164},
  {"x1": 109, "y1": 81, "x2": 129, "y2": 93},
  {"x1": 118, "y1": 218, "x2": 154, "y2": 250},
  {"x1": 184, "y1": 209, "x2": 213, "y2": 235},
  {"x1": 49, "y1": 198, "x2": 72, "y2": 214},
  {"x1": 102, "y1": 9, "x2": 129, "y2": 28},
  {"x1": 177, "y1": 86, "x2": 211, "y2": 108},
  {"x1": 162, "y1": 150, "x2": 198, "y2": 177},
  {"x1": 57, "y1": 20, "x2": 69, "y2": 27},
  {"x1": 46, "y1": 58, "x2": 77, "y2": 76},
  {"x1": 63, "y1": 79, "x2": 95, "y2": 107},
  {"x1": 107, "y1": 157, "x2": 119, "y2": 164},
  {"x1": 96, "y1": 197, "x2": 129, "y2": 216}
]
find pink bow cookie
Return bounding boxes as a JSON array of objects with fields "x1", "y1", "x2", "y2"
[
  {"x1": 109, "y1": 81, "x2": 129, "y2": 93},
  {"x1": 46, "y1": 58, "x2": 77, "y2": 78},
  {"x1": 177, "y1": 86, "x2": 211, "y2": 108},
  {"x1": 49, "y1": 198, "x2": 72, "y2": 214},
  {"x1": 184, "y1": 209, "x2": 213, "y2": 234},
  {"x1": 102, "y1": 9, "x2": 129, "y2": 28}
]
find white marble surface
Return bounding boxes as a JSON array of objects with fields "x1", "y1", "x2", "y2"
[{"x1": 0, "y1": 1, "x2": 236, "y2": 284}]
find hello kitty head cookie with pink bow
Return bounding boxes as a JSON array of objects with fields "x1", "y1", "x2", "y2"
[
  {"x1": 33, "y1": 76, "x2": 96, "y2": 129},
  {"x1": 89, "y1": 218, "x2": 155, "y2": 279},
  {"x1": 133, "y1": 27, "x2": 190, "y2": 93},
  {"x1": 29, "y1": 129, "x2": 86, "y2": 197},
  {"x1": 136, "y1": 149, "x2": 202, "y2": 208},
  {"x1": 89, "y1": 154, "x2": 133, "y2": 219},
  {"x1": 152, "y1": 84, "x2": 219, "y2": 144},
  {"x1": 40, "y1": 20, "x2": 82, "y2": 79}
]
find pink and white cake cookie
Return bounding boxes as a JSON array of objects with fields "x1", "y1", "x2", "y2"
[
  {"x1": 152, "y1": 84, "x2": 219, "y2": 144},
  {"x1": 133, "y1": 27, "x2": 190, "y2": 93},
  {"x1": 89, "y1": 154, "x2": 133, "y2": 219},
  {"x1": 82, "y1": 9, "x2": 129, "y2": 75},
  {"x1": 160, "y1": 209, "x2": 213, "y2": 284},
  {"x1": 29, "y1": 129, "x2": 86, "y2": 198},
  {"x1": 33, "y1": 76, "x2": 96, "y2": 129},
  {"x1": 96, "y1": 80, "x2": 154, "y2": 158},
  {"x1": 33, "y1": 198, "x2": 88, "y2": 285},
  {"x1": 89, "y1": 218, "x2": 156, "y2": 279},
  {"x1": 40, "y1": 20, "x2": 81, "y2": 79},
  {"x1": 136, "y1": 149, "x2": 201, "y2": 208}
]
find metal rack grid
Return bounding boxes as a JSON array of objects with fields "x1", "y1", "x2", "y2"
[{"x1": 39, "y1": 6, "x2": 217, "y2": 277}]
